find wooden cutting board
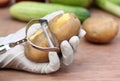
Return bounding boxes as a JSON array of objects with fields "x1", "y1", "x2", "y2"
[{"x1": 0, "y1": 7, "x2": 120, "y2": 81}]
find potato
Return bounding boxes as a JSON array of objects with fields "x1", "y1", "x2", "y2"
[
  {"x1": 0, "y1": 0, "x2": 10, "y2": 7},
  {"x1": 25, "y1": 13, "x2": 81, "y2": 62},
  {"x1": 83, "y1": 17, "x2": 118, "y2": 44}
]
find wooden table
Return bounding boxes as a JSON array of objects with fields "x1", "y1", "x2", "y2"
[{"x1": 0, "y1": 7, "x2": 120, "y2": 81}]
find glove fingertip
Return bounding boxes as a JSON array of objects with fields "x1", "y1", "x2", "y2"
[
  {"x1": 60, "y1": 40, "x2": 74, "y2": 65},
  {"x1": 60, "y1": 40, "x2": 69, "y2": 48},
  {"x1": 79, "y1": 29, "x2": 86, "y2": 38},
  {"x1": 69, "y1": 36, "x2": 80, "y2": 51}
]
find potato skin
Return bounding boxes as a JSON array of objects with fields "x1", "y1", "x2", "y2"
[
  {"x1": 25, "y1": 13, "x2": 81, "y2": 62},
  {"x1": 83, "y1": 17, "x2": 118, "y2": 44}
]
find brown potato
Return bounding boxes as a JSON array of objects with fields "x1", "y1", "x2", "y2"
[
  {"x1": 83, "y1": 17, "x2": 119, "y2": 44},
  {"x1": 0, "y1": 0, "x2": 10, "y2": 7},
  {"x1": 25, "y1": 13, "x2": 81, "y2": 62}
]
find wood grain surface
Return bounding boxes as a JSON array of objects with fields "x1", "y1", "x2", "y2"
[{"x1": 0, "y1": 7, "x2": 120, "y2": 81}]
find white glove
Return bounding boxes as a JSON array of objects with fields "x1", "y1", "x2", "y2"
[{"x1": 0, "y1": 11, "x2": 86, "y2": 74}]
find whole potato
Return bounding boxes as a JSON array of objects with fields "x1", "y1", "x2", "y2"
[
  {"x1": 0, "y1": 0, "x2": 10, "y2": 7},
  {"x1": 83, "y1": 17, "x2": 119, "y2": 44}
]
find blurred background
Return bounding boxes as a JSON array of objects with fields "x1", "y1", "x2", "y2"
[{"x1": 0, "y1": 0, "x2": 120, "y2": 81}]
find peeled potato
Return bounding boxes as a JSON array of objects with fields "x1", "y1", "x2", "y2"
[
  {"x1": 25, "y1": 13, "x2": 81, "y2": 62},
  {"x1": 83, "y1": 17, "x2": 118, "y2": 44}
]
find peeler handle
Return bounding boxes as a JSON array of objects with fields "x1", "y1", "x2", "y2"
[
  {"x1": 0, "y1": 45, "x2": 7, "y2": 55},
  {"x1": 0, "y1": 38, "x2": 27, "y2": 55},
  {"x1": 9, "y1": 38, "x2": 27, "y2": 47}
]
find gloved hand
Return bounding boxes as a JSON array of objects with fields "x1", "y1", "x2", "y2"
[{"x1": 0, "y1": 11, "x2": 86, "y2": 74}]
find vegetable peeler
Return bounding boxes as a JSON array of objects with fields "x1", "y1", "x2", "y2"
[{"x1": 0, "y1": 19, "x2": 59, "y2": 55}]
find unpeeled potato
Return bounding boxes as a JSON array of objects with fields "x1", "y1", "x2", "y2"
[
  {"x1": 25, "y1": 13, "x2": 81, "y2": 63},
  {"x1": 0, "y1": 0, "x2": 10, "y2": 7},
  {"x1": 83, "y1": 17, "x2": 119, "y2": 44}
]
